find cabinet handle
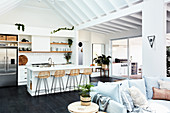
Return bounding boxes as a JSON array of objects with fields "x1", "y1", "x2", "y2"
[
  {"x1": 25, "y1": 72, "x2": 27, "y2": 74},
  {"x1": 24, "y1": 78, "x2": 27, "y2": 79}
]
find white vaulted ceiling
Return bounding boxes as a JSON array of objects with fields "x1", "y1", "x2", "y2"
[{"x1": 0, "y1": 0, "x2": 145, "y2": 33}]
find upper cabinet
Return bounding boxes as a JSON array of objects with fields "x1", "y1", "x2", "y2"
[{"x1": 32, "y1": 36, "x2": 50, "y2": 52}]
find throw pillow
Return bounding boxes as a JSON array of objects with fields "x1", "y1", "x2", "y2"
[
  {"x1": 128, "y1": 79, "x2": 147, "y2": 97},
  {"x1": 158, "y1": 80, "x2": 170, "y2": 90},
  {"x1": 143, "y1": 76, "x2": 163, "y2": 99},
  {"x1": 128, "y1": 86, "x2": 148, "y2": 109},
  {"x1": 121, "y1": 90, "x2": 134, "y2": 112},
  {"x1": 162, "y1": 77, "x2": 170, "y2": 82},
  {"x1": 97, "y1": 82, "x2": 121, "y2": 103},
  {"x1": 152, "y1": 87, "x2": 170, "y2": 100}
]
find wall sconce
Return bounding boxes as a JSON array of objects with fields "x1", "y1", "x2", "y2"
[{"x1": 148, "y1": 35, "x2": 155, "y2": 48}]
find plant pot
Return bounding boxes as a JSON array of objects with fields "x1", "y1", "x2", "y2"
[
  {"x1": 97, "y1": 63, "x2": 102, "y2": 66},
  {"x1": 102, "y1": 64, "x2": 108, "y2": 69},
  {"x1": 80, "y1": 96, "x2": 91, "y2": 106}
]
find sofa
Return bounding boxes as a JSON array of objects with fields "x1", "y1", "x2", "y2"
[{"x1": 90, "y1": 77, "x2": 170, "y2": 113}]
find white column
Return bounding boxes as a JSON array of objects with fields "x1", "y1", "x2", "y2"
[{"x1": 142, "y1": 0, "x2": 167, "y2": 77}]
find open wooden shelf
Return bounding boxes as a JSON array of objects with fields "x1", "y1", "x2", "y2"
[
  {"x1": 19, "y1": 42, "x2": 32, "y2": 44},
  {"x1": 19, "y1": 51, "x2": 72, "y2": 53},
  {"x1": 50, "y1": 43, "x2": 68, "y2": 45}
]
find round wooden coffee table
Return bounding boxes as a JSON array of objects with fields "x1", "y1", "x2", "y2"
[{"x1": 68, "y1": 101, "x2": 99, "y2": 113}]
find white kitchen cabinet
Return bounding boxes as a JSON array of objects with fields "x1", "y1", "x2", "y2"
[
  {"x1": 18, "y1": 66, "x2": 27, "y2": 85},
  {"x1": 32, "y1": 36, "x2": 50, "y2": 52}
]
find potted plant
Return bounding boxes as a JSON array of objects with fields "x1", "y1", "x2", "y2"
[
  {"x1": 100, "y1": 54, "x2": 111, "y2": 69},
  {"x1": 93, "y1": 55, "x2": 102, "y2": 66},
  {"x1": 79, "y1": 84, "x2": 94, "y2": 106},
  {"x1": 64, "y1": 53, "x2": 72, "y2": 64},
  {"x1": 68, "y1": 39, "x2": 73, "y2": 48}
]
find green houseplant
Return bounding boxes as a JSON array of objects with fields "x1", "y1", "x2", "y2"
[
  {"x1": 64, "y1": 53, "x2": 72, "y2": 64},
  {"x1": 93, "y1": 55, "x2": 102, "y2": 66},
  {"x1": 68, "y1": 39, "x2": 73, "y2": 48},
  {"x1": 79, "y1": 84, "x2": 94, "y2": 106},
  {"x1": 100, "y1": 54, "x2": 111, "y2": 69}
]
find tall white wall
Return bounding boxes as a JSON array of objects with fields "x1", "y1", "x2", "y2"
[
  {"x1": 142, "y1": 0, "x2": 166, "y2": 77},
  {"x1": 78, "y1": 30, "x2": 109, "y2": 66}
]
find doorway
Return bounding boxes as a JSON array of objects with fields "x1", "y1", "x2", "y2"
[{"x1": 111, "y1": 36, "x2": 142, "y2": 78}]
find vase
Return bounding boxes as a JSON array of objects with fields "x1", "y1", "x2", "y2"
[
  {"x1": 102, "y1": 64, "x2": 108, "y2": 69},
  {"x1": 66, "y1": 59, "x2": 69, "y2": 64},
  {"x1": 80, "y1": 96, "x2": 91, "y2": 106},
  {"x1": 97, "y1": 63, "x2": 102, "y2": 66}
]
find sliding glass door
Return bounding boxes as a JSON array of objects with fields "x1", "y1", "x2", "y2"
[{"x1": 111, "y1": 37, "x2": 142, "y2": 78}]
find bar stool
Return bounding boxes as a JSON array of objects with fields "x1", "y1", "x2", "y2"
[
  {"x1": 66, "y1": 69, "x2": 80, "y2": 91},
  {"x1": 51, "y1": 70, "x2": 65, "y2": 93},
  {"x1": 35, "y1": 71, "x2": 50, "y2": 96},
  {"x1": 79, "y1": 68, "x2": 92, "y2": 85}
]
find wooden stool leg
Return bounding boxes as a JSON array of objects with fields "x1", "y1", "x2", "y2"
[
  {"x1": 45, "y1": 79, "x2": 49, "y2": 93},
  {"x1": 58, "y1": 77, "x2": 61, "y2": 92},
  {"x1": 89, "y1": 74, "x2": 91, "y2": 83},
  {"x1": 75, "y1": 76, "x2": 78, "y2": 88},
  {"x1": 79, "y1": 74, "x2": 82, "y2": 86},
  {"x1": 73, "y1": 76, "x2": 75, "y2": 90},
  {"x1": 60, "y1": 77, "x2": 65, "y2": 91},
  {"x1": 54, "y1": 77, "x2": 57, "y2": 93},
  {"x1": 43, "y1": 79, "x2": 47, "y2": 94},
  {"x1": 69, "y1": 76, "x2": 72, "y2": 91},
  {"x1": 51, "y1": 76, "x2": 55, "y2": 92},
  {"x1": 38, "y1": 79, "x2": 42, "y2": 96},
  {"x1": 35, "y1": 78, "x2": 40, "y2": 96},
  {"x1": 65, "y1": 76, "x2": 70, "y2": 90}
]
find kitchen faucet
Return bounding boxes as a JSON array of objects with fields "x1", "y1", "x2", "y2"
[{"x1": 48, "y1": 57, "x2": 52, "y2": 64}]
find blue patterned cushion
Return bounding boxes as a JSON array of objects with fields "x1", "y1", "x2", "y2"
[
  {"x1": 121, "y1": 90, "x2": 134, "y2": 112},
  {"x1": 144, "y1": 76, "x2": 163, "y2": 99}
]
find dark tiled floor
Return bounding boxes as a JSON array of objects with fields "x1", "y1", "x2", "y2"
[{"x1": 0, "y1": 86, "x2": 79, "y2": 113}]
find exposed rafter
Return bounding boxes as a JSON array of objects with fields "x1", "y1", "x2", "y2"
[
  {"x1": 103, "y1": 22, "x2": 129, "y2": 31},
  {"x1": 119, "y1": 16, "x2": 142, "y2": 26},
  {"x1": 44, "y1": 0, "x2": 73, "y2": 25},
  {"x1": 110, "y1": 20, "x2": 138, "y2": 29},
  {"x1": 77, "y1": 3, "x2": 143, "y2": 30},
  {"x1": 94, "y1": 25, "x2": 122, "y2": 32},
  {"x1": 94, "y1": 0, "x2": 108, "y2": 14},
  {"x1": 124, "y1": 0, "x2": 132, "y2": 7},
  {"x1": 108, "y1": 0, "x2": 119, "y2": 11},
  {"x1": 87, "y1": 27, "x2": 114, "y2": 33},
  {"x1": 84, "y1": 29, "x2": 108, "y2": 34},
  {"x1": 54, "y1": 1, "x2": 79, "y2": 25},
  {"x1": 130, "y1": 13, "x2": 142, "y2": 20},
  {"x1": 0, "y1": 0, "x2": 26, "y2": 16}
]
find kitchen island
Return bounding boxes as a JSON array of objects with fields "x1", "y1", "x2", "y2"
[{"x1": 27, "y1": 65, "x2": 99, "y2": 96}]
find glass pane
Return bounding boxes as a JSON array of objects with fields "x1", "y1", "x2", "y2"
[
  {"x1": 129, "y1": 37, "x2": 142, "y2": 77},
  {"x1": 112, "y1": 39, "x2": 128, "y2": 77},
  {"x1": 92, "y1": 44, "x2": 105, "y2": 65}
]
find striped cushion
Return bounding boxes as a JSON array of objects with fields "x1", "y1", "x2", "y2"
[{"x1": 121, "y1": 90, "x2": 134, "y2": 112}]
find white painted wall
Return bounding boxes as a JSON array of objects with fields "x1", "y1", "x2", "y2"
[
  {"x1": 142, "y1": 0, "x2": 166, "y2": 77},
  {"x1": 78, "y1": 30, "x2": 109, "y2": 66}
]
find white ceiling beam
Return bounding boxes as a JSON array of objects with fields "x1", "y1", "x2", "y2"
[
  {"x1": 124, "y1": 0, "x2": 132, "y2": 7},
  {"x1": 108, "y1": 0, "x2": 119, "y2": 11},
  {"x1": 94, "y1": 0, "x2": 108, "y2": 14},
  {"x1": 54, "y1": 1, "x2": 79, "y2": 25},
  {"x1": 119, "y1": 16, "x2": 142, "y2": 26},
  {"x1": 63, "y1": 0, "x2": 87, "y2": 22},
  {"x1": 44, "y1": 0, "x2": 73, "y2": 26},
  {"x1": 95, "y1": 25, "x2": 123, "y2": 32},
  {"x1": 90, "y1": 26, "x2": 117, "y2": 33},
  {"x1": 87, "y1": 28, "x2": 113, "y2": 33},
  {"x1": 84, "y1": 29, "x2": 108, "y2": 34},
  {"x1": 0, "y1": 0, "x2": 26, "y2": 16},
  {"x1": 130, "y1": 13, "x2": 142, "y2": 20},
  {"x1": 77, "y1": 3, "x2": 143, "y2": 30},
  {"x1": 111, "y1": 20, "x2": 138, "y2": 29},
  {"x1": 103, "y1": 22, "x2": 130, "y2": 31},
  {"x1": 71, "y1": 0, "x2": 92, "y2": 21},
  {"x1": 82, "y1": 0, "x2": 99, "y2": 18}
]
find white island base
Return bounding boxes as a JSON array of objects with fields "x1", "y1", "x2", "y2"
[{"x1": 27, "y1": 65, "x2": 98, "y2": 96}]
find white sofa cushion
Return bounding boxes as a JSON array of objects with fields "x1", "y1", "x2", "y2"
[
  {"x1": 158, "y1": 80, "x2": 170, "y2": 90},
  {"x1": 129, "y1": 86, "x2": 148, "y2": 109},
  {"x1": 148, "y1": 99, "x2": 170, "y2": 113}
]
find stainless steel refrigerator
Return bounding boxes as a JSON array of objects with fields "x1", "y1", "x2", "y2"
[{"x1": 0, "y1": 47, "x2": 18, "y2": 87}]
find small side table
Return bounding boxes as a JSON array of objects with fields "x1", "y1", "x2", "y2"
[{"x1": 68, "y1": 101, "x2": 99, "y2": 113}]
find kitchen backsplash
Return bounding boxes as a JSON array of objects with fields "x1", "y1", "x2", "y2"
[{"x1": 19, "y1": 53, "x2": 70, "y2": 65}]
